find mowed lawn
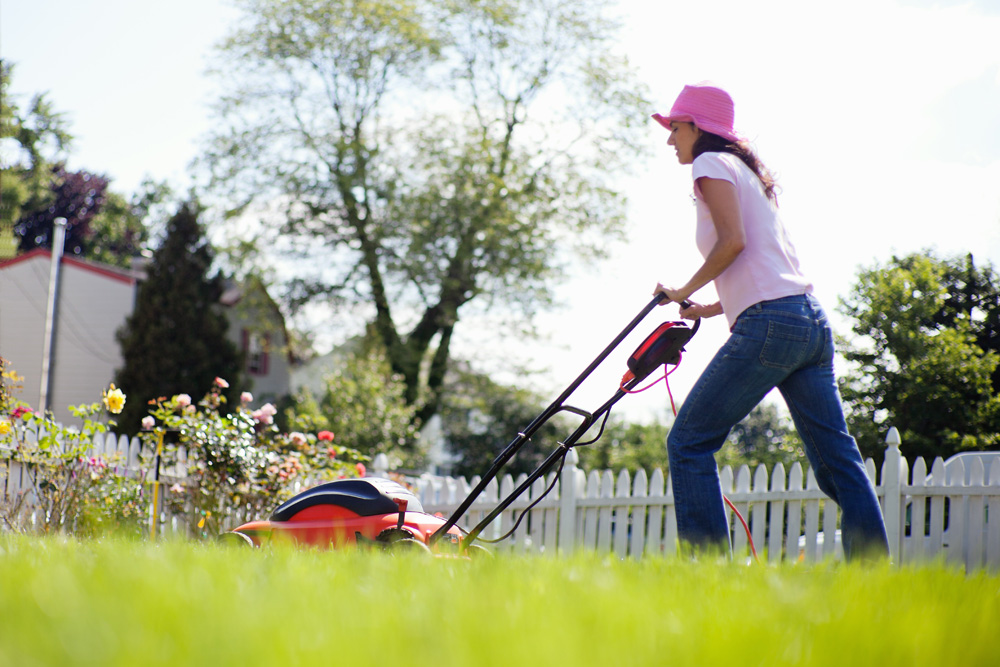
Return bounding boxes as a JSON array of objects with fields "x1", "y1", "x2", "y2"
[{"x1": 0, "y1": 535, "x2": 997, "y2": 666}]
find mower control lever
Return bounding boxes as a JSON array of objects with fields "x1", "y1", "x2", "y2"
[{"x1": 393, "y1": 498, "x2": 408, "y2": 529}]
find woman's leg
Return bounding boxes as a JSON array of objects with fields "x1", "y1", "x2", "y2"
[
  {"x1": 777, "y1": 299, "x2": 889, "y2": 561},
  {"x1": 667, "y1": 314, "x2": 789, "y2": 553},
  {"x1": 779, "y1": 386, "x2": 889, "y2": 560}
]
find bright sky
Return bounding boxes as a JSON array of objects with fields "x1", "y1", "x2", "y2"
[{"x1": 4, "y1": 0, "x2": 1000, "y2": 424}]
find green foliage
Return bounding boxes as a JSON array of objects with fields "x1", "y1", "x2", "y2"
[
  {"x1": 575, "y1": 405, "x2": 806, "y2": 476},
  {"x1": 436, "y1": 364, "x2": 568, "y2": 478},
  {"x1": 1, "y1": 60, "x2": 156, "y2": 267},
  {"x1": 283, "y1": 342, "x2": 419, "y2": 467},
  {"x1": 0, "y1": 359, "x2": 146, "y2": 536},
  {"x1": 84, "y1": 179, "x2": 172, "y2": 269},
  {"x1": 142, "y1": 379, "x2": 367, "y2": 539},
  {"x1": 576, "y1": 418, "x2": 671, "y2": 474},
  {"x1": 2, "y1": 538, "x2": 1000, "y2": 666},
  {"x1": 203, "y1": 0, "x2": 651, "y2": 423},
  {"x1": 115, "y1": 203, "x2": 245, "y2": 435},
  {"x1": 839, "y1": 251, "x2": 1000, "y2": 461},
  {"x1": 0, "y1": 60, "x2": 72, "y2": 240},
  {"x1": 717, "y1": 403, "x2": 808, "y2": 473}
]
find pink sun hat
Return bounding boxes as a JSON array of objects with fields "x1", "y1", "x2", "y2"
[{"x1": 651, "y1": 82, "x2": 741, "y2": 143}]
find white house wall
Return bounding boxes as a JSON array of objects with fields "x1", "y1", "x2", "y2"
[
  {"x1": 3, "y1": 251, "x2": 295, "y2": 424},
  {"x1": 0, "y1": 255, "x2": 49, "y2": 409},
  {"x1": 49, "y1": 261, "x2": 135, "y2": 421},
  {"x1": 0, "y1": 252, "x2": 135, "y2": 424}
]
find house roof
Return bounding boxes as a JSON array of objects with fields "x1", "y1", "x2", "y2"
[{"x1": 0, "y1": 249, "x2": 138, "y2": 286}]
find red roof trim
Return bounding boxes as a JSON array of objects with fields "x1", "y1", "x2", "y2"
[{"x1": 0, "y1": 249, "x2": 136, "y2": 286}]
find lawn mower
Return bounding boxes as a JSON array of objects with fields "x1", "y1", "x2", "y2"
[
  {"x1": 223, "y1": 293, "x2": 698, "y2": 554},
  {"x1": 222, "y1": 476, "x2": 468, "y2": 553}
]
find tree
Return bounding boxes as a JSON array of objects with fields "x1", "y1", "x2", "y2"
[
  {"x1": 838, "y1": 251, "x2": 1000, "y2": 462},
  {"x1": 574, "y1": 404, "x2": 806, "y2": 476},
  {"x1": 716, "y1": 403, "x2": 807, "y2": 473},
  {"x1": 435, "y1": 363, "x2": 569, "y2": 479},
  {"x1": 202, "y1": 0, "x2": 651, "y2": 425},
  {"x1": 2, "y1": 61, "x2": 157, "y2": 267},
  {"x1": 575, "y1": 418, "x2": 671, "y2": 474},
  {"x1": 114, "y1": 203, "x2": 244, "y2": 435},
  {"x1": 1, "y1": 60, "x2": 73, "y2": 254},
  {"x1": 84, "y1": 179, "x2": 170, "y2": 269},
  {"x1": 14, "y1": 163, "x2": 110, "y2": 257}
]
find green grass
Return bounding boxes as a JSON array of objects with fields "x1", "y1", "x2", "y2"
[{"x1": 0, "y1": 536, "x2": 998, "y2": 667}]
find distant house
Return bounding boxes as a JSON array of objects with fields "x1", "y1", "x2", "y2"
[
  {"x1": 0, "y1": 249, "x2": 138, "y2": 423},
  {"x1": 0, "y1": 250, "x2": 292, "y2": 422},
  {"x1": 220, "y1": 275, "x2": 293, "y2": 407}
]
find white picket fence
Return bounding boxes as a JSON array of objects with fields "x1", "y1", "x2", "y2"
[
  {"x1": 0, "y1": 431, "x2": 146, "y2": 531},
  {"x1": 381, "y1": 428, "x2": 1000, "y2": 571},
  {"x1": 3, "y1": 426, "x2": 999, "y2": 570}
]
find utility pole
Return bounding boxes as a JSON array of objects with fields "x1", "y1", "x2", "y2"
[{"x1": 39, "y1": 217, "x2": 67, "y2": 412}]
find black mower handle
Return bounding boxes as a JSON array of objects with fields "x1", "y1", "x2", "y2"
[{"x1": 430, "y1": 292, "x2": 699, "y2": 548}]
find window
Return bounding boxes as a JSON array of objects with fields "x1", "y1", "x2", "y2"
[{"x1": 243, "y1": 329, "x2": 270, "y2": 376}]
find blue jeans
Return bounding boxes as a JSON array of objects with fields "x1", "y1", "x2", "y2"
[{"x1": 666, "y1": 294, "x2": 889, "y2": 561}]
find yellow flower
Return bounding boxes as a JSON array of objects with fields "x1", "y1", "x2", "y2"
[
  {"x1": 0, "y1": 420, "x2": 10, "y2": 436},
  {"x1": 103, "y1": 383, "x2": 126, "y2": 414}
]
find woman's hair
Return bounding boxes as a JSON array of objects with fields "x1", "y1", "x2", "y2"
[{"x1": 692, "y1": 131, "x2": 779, "y2": 203}]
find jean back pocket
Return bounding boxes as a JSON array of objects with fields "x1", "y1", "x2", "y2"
[{"x1": 759, "y1": 320, "x2": 811, "y2": 370}]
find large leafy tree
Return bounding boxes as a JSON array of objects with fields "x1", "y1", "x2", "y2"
[
  {"x1": 202, "y1": 0, "x2": 651, "y2": 425},
  {"x1": 14, "y1": 164, "x2": 110, "y2": 257},
  {"x1": 838, "y1": 251, "x2": 1000, "y2": 462},
  {"x1": 1, "y1": 60, "x2": 73, "y2": 248},
  {"x1": 114, "y1": 203, "x2": 244, "y2": 435},
  {"x1": 2, "y1": 60, "x2": 154, "y2": 268}
]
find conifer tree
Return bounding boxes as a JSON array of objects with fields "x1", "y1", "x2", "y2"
[{"x1": 114, "y1": 203, "x2": 243, "y2": 434}]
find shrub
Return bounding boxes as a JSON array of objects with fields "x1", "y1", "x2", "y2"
[
  {"x1": 1, "y1": 357, "x2": 146, "y2": 536},
  {"x1": 141, "y1": 378, "x2": 368, "y2": 538}
]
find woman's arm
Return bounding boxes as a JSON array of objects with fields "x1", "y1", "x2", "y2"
[{"x1": 654, "y1": 176, "x2": 745, "y2": 307}]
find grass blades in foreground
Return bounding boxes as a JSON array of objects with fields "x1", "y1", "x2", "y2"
[{"x1": 0, "y1": 535, "x2": 997, "y2": 666}]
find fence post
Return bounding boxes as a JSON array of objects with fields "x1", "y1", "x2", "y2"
[
  {"x1": 372, "y1": 453, "x2": 389, "y2": 478},
  {"x1": 882, "y1": 426, "x2": 903, "y2": 563},
  {"x1": 558, "y1": 448, "x2": 580, "y2": 554}
]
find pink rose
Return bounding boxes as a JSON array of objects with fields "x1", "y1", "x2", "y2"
[
  {"x1": 240, "y1": 392, "x2": 253, "y2": 404},
  {"x1": 317, "y1": 430, "x2": 334, "y2": 442},
  {"x1": 175, "y1": 394, "x2": 192, "y2": 408},
  {"x1": 252, "y1": 403, "x2": 277, "y2": 425},
  {"x1": 141, "y1": 416, "x2": 155, "y2": 431},
  {"x1": 214, "y1": 377, "x2": 229, "y2": 388},
  {"x1": 355, "y1": 462, "x2": 366, "y2": 477}
]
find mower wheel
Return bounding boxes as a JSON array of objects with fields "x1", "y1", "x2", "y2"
[
  {"x1": 219, "y1": 531, "x2": 256, "y2": 548},
  {"x1": 464, "y1": 544, "x2": 493, "y2": 558},
  {"x1": 376, "y1": 528, "x2": 431, "y2": 554}
]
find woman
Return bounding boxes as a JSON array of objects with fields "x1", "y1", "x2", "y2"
[{"x1": 651, "y1": 82, "x2": 889, "y2": 561}]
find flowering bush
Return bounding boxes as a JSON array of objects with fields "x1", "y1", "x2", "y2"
[
  {"x1": 2, "y1": 355, "x2": 371, "y2": 539},
  {"x1": 1, "y1": 358, "x2": 146, "y2": 536},
  {"x1": 141, "y1": 379, "x2": 368, "y2": 538}
]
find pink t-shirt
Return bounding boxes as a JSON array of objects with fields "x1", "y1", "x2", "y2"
[{"x1": 692, "y1": 152, "x2": 813, "y2": 329}]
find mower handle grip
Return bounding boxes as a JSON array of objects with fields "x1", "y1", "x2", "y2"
[{"x1": 653, "y1": 290, "x2": 692, "y2": 310}]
